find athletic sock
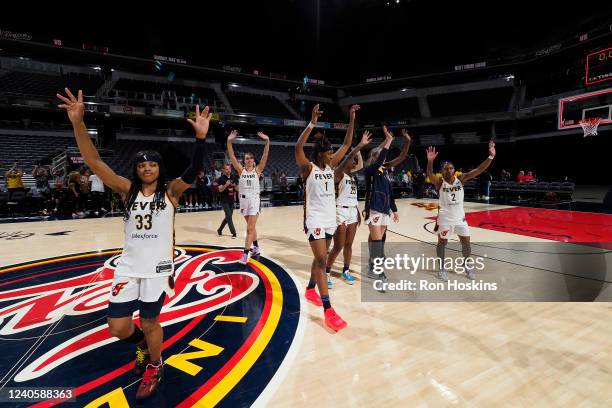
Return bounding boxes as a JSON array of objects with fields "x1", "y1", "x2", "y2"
[
  {"x1": 343, "y1": 264, "x2": 350, "y2": 272},
  {"x1": 325, "y1": 267, "x2": 331, "y2": 275},
  {"x1": 243, "y1": 248, "x2": 250, "y2": 254},
  {"x1": 307, "y1": 279, "x2": 317, "y2": 289},
  {"x1": 321, "y1": 294, "x2": 331, "y2": 310},
  {"x1": 253, "y1": 240, "x2": 259, "y2": 247},
  {"x1": 122, "y1": 325, "x2": 145, "y2": 345}
]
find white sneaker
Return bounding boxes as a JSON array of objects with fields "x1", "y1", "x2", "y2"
[
  {"x1": 239, "y1": 252, "x2": 249, "y2": 265},
  {"x1": 466, "y1": 268, "x2": 476, "y2": 280},
  {"x1": 437, "y1": 270, "x2": 449, "y2": 282},
  {"x1": 251, "y1": 246, "x2": 261, "y2": 256}
]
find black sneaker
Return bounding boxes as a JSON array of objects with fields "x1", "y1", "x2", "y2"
[
  {"x1": 134, "y1": 346, "x2": 150, "y2": 376},
  {"x1": 231, "y1": 234, "x2": 237, "y2": 239},
  {"x1": 217, "y1": 229, "x2": 222, "y2": 237}
]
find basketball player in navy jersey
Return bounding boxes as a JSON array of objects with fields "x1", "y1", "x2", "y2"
[
  {"x1": 426, "y1": 141, "x2": 496, "y2": 281},
  {"x1": 57, "y1": 88, "x2": 212, "y2": 399},
  {"x1": 226, "y1": 130, "x2": 270, "y2": 264},
  {"x1": 363, "y1": 126, "x2": 412, "y2": 285}
]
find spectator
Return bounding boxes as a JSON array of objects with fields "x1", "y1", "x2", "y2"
[
  {"x1": 296, "y1": 176, "x2": 304, "y2": 201},
  {"x1": 79, "y1": 167, "x2": 91, "y2": 214},
  {"x1": 89, "y1": 171, "x2": 106, "y2": 215},
  {"x1": 32, "y1": 164, "x2": 51, "y2": 215},
  {"x1": 68, "y1": 169, "x2": 83, "y2": 218},
  {"x1": 479, "y1": 171, "x2": 493, "y2": 200},
  {"x1": 51, "y1": 169, "x2": 65, "y2": 214},
  {"x1": 517, "y1": 170, "x2": 525, "y2": 182},
  {"x1": 280, "y1": 172, "x2": 288, "y2": 204},
  {"x1": 524, "y1": 171, "x2": 536, "y2": 182},
  {"x1": 501, "y1": 169, "x2": 511, "y2": 182},
  {"x1": 196, "y1": 170, "x2": 207, "y2": 209},
  {"x1": 211, "y1": 166, "x2": 219, "y2": 208},
  {"x1": 5, "y1": 162, "x2": 24, "y2": 201}
]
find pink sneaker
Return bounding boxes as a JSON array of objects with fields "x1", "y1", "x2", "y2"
[
  {"x1": 238, "y1": 252, "x2": 249, "y2": 264},
  {"x1": 251, "y1": 246, "x2": 261, "y2": 256},
  {"x1": 324, "y1": 307, "x2": 347, "y2": 332},
  {"x1": 305, "y1": 287, "x2": 323, "y2": 306}
]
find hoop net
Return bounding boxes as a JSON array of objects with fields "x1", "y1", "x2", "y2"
[{"x1": 579, "y1": 117, "x2": 602, "y2": 137}]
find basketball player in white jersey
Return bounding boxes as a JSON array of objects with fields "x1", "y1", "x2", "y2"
[
  {"x1": 226, "y1": 130, "x2": 270, "y2": 264},
  {"x1": 294, "y1": 104, "x2": 366, "y2": 332},
  {"x1": 57, "y1": 88, "x2": 212, "y2": 399},
  {"x1": 426, "y1": 141, "x2": 496, "y2": 281},
  {"x1": 325, "y1": 131, "x2": 371, "y2": 286}
]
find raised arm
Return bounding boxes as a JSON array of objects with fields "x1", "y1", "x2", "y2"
[
  {"x1": 57, "y1": 88, "x2": 130, "y2": 195},
  {"x1": 168, "y1": 105, "x2": 212, "y2": 201},
  {"x1": 334, "y1": 131, "x2": 372, "y2": 183},
  {"x1": 385, "y1": 129, "x2": 412, "y2": 168},
  {"x1": 460, "y1": 141, "x2": 496, "y2": 183},
  {"x1": 425, "y1": 146, "x2": 442, "y2": 190},
  {"x1": 295, "y1": 104, "x2": 322, "y2": 177},
  {"x1": 331, "y1": 104, "x2": 360, "y2": 167},
  {"x1": 256, "y1": 131, "x2": 270, "y2": 175},
  {"x1": 226, "y1": 130, "x2": 243, "y2": 174}
]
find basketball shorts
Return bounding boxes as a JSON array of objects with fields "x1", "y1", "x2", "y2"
[
  {"x1": 437, "y1": 222, "x2": 470, "y2": 239},
  {"x1": 107, "y1": 274, "x2": 175, "y2": 319},
  {"x1": 306, "y1": 227, "x2": 337, "y2": 241},
  {"x1": 336, "y1": 206, "x2": 359, "y2": 226},
  {"x1": 365, "y1": 211, "x2": 391, "y2": 226},
  {"x1": 240, "y1": 195, "x2": 260, "y2": 216}
]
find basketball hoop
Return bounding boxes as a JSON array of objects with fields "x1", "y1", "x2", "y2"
[{"x1": 579, "y1": 117, "x2": 602, "y2": 137}]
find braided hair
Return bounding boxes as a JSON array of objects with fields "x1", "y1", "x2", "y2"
[{"x1": 123, "y1": 150, "x2": 169, "y2": 221}]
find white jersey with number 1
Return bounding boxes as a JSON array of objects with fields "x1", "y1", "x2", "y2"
[
  {"x1": 115, "y1": 191, "x2": 176, "y2": 278},
  {"x1": 305, "y1": 163, "x2": 336, "y2": 228}
]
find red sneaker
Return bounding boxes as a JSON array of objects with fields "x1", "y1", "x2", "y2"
[
  {"x1": 324, "y1": 307, "x2": 347, "y2": 332},
  {"x1": 305, "y1": 287, "x2": 323, "y2": 306},
  {"x1": 136, "y1": 361, "x2": 163, "y2": 399}
]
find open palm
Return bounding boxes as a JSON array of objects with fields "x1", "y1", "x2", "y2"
[
  {"x1": 426, "y1": 146, "x2": 438, "y2": 161},
  {"x1": 57, "y1": 88, "x2": 85, "y2": 124},
  {"x1": 187, "y1": 105, "x2": 212, "y2": 139}
]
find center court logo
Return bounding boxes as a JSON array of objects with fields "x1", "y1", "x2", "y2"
[{"x1": 0, "y1": 245, "x2": 303, "y2": 407}]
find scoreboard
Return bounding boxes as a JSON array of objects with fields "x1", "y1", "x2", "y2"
[{"x1": 586, "y1": 46, "x2": 612, "y2": 85}]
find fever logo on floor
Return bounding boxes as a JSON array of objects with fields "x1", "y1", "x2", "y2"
[{"x1": 0, "y1": 245, "x2": 303, "y2": 407}]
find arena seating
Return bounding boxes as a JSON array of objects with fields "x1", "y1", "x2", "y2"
[
  {"x1": 0, "y1": 72, "x2": 104, "y2": 97},
  {"x1": 226, "y1": 92, "x2": 293, "y2": 117}
]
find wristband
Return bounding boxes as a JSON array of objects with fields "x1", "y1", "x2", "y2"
[
  {"x1": 488, "y1": 155, "x2": 495, "y2": 160},
  {"x1": 307, "y1": 122, "x2": 315, "y2": 130}
]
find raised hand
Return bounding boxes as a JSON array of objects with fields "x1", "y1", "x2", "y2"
[
  {"x1": 227, "y1": 130, "x2": 239, "y2": 142},
  {"x1": 257, "y1": 131, "x2": 269, "y2": 142},
  {"x1": 489, "y1": 141, "x2": 496, "y2": 157},
  {"x1": 383, "y1": 125, "x2": 394, "y2": 141},
  {"x1": 393, "y1": 212, "x2": 400, "y2": 223},
  {"x1": 187, "y1": 105, "x2": 212, "y2": 139},
  {"x1": 311, "y1": 104, "x2": 323, "y2": 124},
  {"x1": 401, "y1": 129, "x2": 412, "y2": 143},
  {"x1": 426, "y1": 146, "x2": 438, "y2": 162},
  {"x1": 57, "y1": 88, "x2": 85, "y2": 124},
  {"x1": 349, "y1": 105, "x2": 361, "y2": 121},
  {"x1": 359, "y1": 130, "x2": 372, "y2": 146}
]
